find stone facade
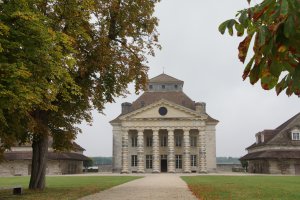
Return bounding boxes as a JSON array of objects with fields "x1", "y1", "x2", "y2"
[
  {"x1": 111, "y1": 73, "x2": 218, "y2": 173},
  {"x1": 241, "y1": 113, "x2": 300, "y2": 175},
  {"x1": 0, "y1": 142, "x2": 88, "y2": 176}
]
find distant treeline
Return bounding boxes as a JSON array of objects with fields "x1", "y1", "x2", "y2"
[
  {"x1": 91, "y1": 157, "x2": 112, "y2": 165},
  {"x1": 90, "y1": 156, "x2": 240, "y2": 165},
  {"x1": 216, "y1": 157, "x2": 240, "y2": 164}
]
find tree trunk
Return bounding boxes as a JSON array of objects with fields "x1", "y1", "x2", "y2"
[{"x1": 29, "y1": 111, "x2": 49, "y2": 190}]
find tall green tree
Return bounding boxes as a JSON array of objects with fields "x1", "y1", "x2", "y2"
[
  {"x1": 219, "y1": 0, "x2": 300, "y2": 96},
  {"x1": 0, "y1": 0, "x2": 160, "y2": 190}
]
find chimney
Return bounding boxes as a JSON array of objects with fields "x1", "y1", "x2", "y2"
[
  {"x1": 195, "y1": 102, "x2": 206, "y2": 113},
  {"x1": 121, "y1": 102, "x2": 132, "y2": 114}
]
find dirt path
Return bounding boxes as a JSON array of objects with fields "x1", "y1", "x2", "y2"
[{"x1": 79, "y1": 173, "x2": 198, "y2": 200}]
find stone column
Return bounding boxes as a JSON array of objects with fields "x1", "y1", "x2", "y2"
[
  {"x1": 183, "y1": 128, "x2": 191, "y2": 173},
  {"x1": 198, "y1": 127, "x2": 207, "y2": 173},
  {"x1": 167, "y1": 129, "x2": 175, "y2": 173},
  {"x1": 121, "y1": 129, "x2": 129, "y2": 173},
  {"x1": 152, "y1": 129, "x2": 160, "y2": 173},
  {"x1": 137, "y1": 129, "x2": 145, "y2": 173}
]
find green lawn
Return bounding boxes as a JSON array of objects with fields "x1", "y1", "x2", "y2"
[
  {"x1": 0, "y1": 175, "x2": 141, "y2": 200},
  {"x1": 182, "y1": 176, "x2": 300, "y2": 200}
]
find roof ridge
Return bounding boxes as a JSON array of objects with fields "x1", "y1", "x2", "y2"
[
  {"x1": 275, "y1": 112, "x2": 300, "y2": 131},
  {"x1": 149, "y1": 73, "x2": 184, "y2": 83}
]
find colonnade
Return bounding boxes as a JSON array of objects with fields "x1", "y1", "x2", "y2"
[{"x1": 121, "y1": 127, "x2": 207, "y2": 173}]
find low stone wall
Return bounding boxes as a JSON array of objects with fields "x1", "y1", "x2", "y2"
[
  {"x1": 217, "y1": 164, "x2": 243, "y2": 172},
  {"x1": 98, "y1": 164, "x2": 112, "y2": 173}
]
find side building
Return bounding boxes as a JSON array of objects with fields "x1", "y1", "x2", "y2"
[
  {"x1": 0, "y1": 139, "x2": 89, "y2": 176},
  {"x1": 241, "y1": 112, "x2": 300, "y2": 175},
  {"x1": 110, "y1": 73, "x2": 219, "y2": 173}
]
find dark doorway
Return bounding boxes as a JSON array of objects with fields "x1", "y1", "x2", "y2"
[{"x1": 161, "y1": 159, "x2": 167, "y2": 172}]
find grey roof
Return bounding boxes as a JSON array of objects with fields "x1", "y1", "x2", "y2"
[
  {"x1": 149, "y1": 73, "x2": 184, "y2": 84},
  {"x1": 240, "y1": 150, "x2": 300, "y2": 160},
  {"x1": 4, "y1": 151, "x2": 89, "y2": 161},
  {"x1": 246, "y1": 112, "x2": 300, "y2": 150}
]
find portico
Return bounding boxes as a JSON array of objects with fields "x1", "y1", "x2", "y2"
[
  {"x1": 120, "y1": 126, "x2": 207, "y2": 173},
  {"x1": 111, "y1": 73, "x2": 218, "y2": 173}
]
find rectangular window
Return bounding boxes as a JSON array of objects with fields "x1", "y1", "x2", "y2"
[
  {"x1": 146, "y1": 136, "x2": 152, "y2": 147},
  {"x1": 146, "y1": 155, "x2": 153, "y2": 169},
  {"x1": 132, "y1": 136, "x2": 137, "y2": 147},
  {"x1": 160, "y1": 135, "x2": 167, "y2": 147},
  {"x1": 175, "y1": 135, "x2": 182, "y2": 147},
  {"x1": 292, "y1": 132, "x2": 300, "y2": 140},
  {"x1": 191, "y1": 155, "x2": 197, "y2": 167},
  {"x1": 131, "y1": 155, "x2": 137, "y2": 167},
  {"x1": 190, "y1": 136, "x2": 197, "y2": 147},
  {"x1": 175, "y1": 155, "x2": 182, "y2": 169},
  {"x1": 162, "y1": 85, "x2": 165, "y2": 89}
]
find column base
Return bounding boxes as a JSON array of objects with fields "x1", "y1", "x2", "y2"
[
  {"x1": 184, "y1": 171, "x2": 191, "y2": 173},
  {"x1": 121, "y1": 171, "x2": 129, "y2": 174},
  {"x1": 152, "y1": 170, "x2": 160, "y2": 173},
  {"x1": 137, "y1": 171, "x2": 145, "y2": 173}
]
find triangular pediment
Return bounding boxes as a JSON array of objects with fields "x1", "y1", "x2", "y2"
[{"x1": 119, "y1": 99, "x2": 203, "y2": 120}]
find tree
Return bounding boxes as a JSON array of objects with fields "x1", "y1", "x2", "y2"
[
  {"x1": 0, "y1": 0, "x2": 160, "y2": 190},
  {"x1": 219, "y1": 0, "x2": 300, "y2": 96},
  {"x1": 83, "y1": 157, "x2": 94, "y2": 171}
]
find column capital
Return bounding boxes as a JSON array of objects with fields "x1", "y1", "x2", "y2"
[
  {"x1": 166, "y1": 127, "x2": 174, "y2": 132},
  {"x1": 136, "y1": 128, "x2": 144, "y2": 133},
  {"x1": 183, "y1": 128, "x2": 190, "y2": 132},
  {"x1": 152, "y1": 128, "x2": 159, "y2": 132}
]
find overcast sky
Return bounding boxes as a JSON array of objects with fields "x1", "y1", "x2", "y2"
[{"x1": 76, "y1": 0, "x2": 300, "y2": 158}]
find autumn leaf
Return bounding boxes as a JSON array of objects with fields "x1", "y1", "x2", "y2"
[{"x1": 238, "y1": 35, "x2": 253, "y2": 63}]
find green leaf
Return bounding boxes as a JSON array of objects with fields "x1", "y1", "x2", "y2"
[
  {"x1": 261, "y1": 72, "x2": 278, "y2": 90},
  {"x1": 280, "y1": 0, "x2": 289, "y2": 16},
  {"x1": 243, "y1": 56, "x2": 255, "y2": 80},
  {"x1": 238, "y1": 10, "x2": 248, "y2": 27},
  {"x1": 270, "y1": 60, "x2": 283, "y2": 77},
  {"x1": 227, "y1": 19, "x2": 236, "y2": 36},
  {"x1": 249, "y1": 63, "x2": 261, "y2": 84},
  {"x1": 258, "y1": 26, "x2": 268, "y2": 46},
  {"x1": 284, "y1": 16, "x2": 295, "y2": 38},
  {"x1": 235, "y1": 23, "x2": 245, "y2": 37},
  {"x1": 276, "y1": 75, "x2": 288, "y2": 95},
  {"x1": 218, "y1": 20, "x2": 230, "y2": 35}
]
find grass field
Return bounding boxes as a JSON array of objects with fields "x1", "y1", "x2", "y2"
[
  {"x1": 182, "y1": 175, "x2": 300, "y2": 200},
  {"x1": 0, "y1": 175, "x2": 141, "y2": 200}
]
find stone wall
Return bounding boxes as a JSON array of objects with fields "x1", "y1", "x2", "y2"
[
  {"x1": 217, "y1": 164, "x2": 242, "y2": 172},
  {"x1": 0, "y1": 160, "x2": 84, "y2": 176},
  {"x1": 112, "y1": 124, "x2": 122, "y2": 173},
  {"x1": 0, "y1": 160, "x2": 30, "y2": 176},
  {"x1": 206, "y1": 124, "x2": 217, "y2": 172}
]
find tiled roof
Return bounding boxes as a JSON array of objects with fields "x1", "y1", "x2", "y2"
[
  {"x1": 131, "y1": 91, "x2": 195, "y2": 111},
  {"x1": 275, "y1": 112, "x2": 300, "y2": 131},
  {"x1": 73, "y1": 142, "x2": 85, "y2": 151},
  {"x1": 246, "y1": 112, "x2": 300, "y2": 150},
  {"x1": 110, "y1": 91, "x2": 218, "y2": 123},
  {"x1": 149, "y1": 73, "x2": 184, "y2": 84},
  {"x1": 4, "y1": 151, "x2": 89, "y2": 161},
  {"x1": 240, "y1": 150, "x2": 300, "y2": 160}
]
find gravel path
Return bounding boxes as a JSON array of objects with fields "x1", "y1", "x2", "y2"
[{"x1": 79, "y1": 174, "x2": 198, "y2": 200}]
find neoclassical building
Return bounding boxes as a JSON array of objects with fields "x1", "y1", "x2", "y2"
[{"x1": 110, "y1": 73, "x2": 218, "y2": 173}]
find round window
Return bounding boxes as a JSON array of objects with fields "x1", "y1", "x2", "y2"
[{"x1": 158, "y1": 107, "x2": 168, "y2": 116}]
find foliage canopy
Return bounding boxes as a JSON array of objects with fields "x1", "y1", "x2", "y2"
[
  {"x1": 0, "y1": 0, "x2": 160, "y2": 189},
  {"x1": 219, "y1": 0, "x2": 300, "y2": 96}
]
